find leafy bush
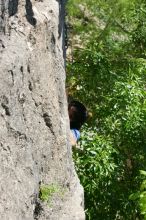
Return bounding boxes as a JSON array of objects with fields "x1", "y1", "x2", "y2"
[
  {"x1": 73, "y1": 127, "x2": 120, "y2": 219},
  {"x1": 74, "y1": 125, "x2": 146, "y2": 219},
  {"x1": 130, "y1": 170, "x2": 146, "y2": 220},
  {"x1": 67, "y1": 0, "x2": 146, "y2": 219}
]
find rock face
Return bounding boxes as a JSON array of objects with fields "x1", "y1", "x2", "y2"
[{"x1": 0, "y1": 0, "x2": 85, "y2": 219}]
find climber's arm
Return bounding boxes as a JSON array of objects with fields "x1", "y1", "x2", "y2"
[
  {"x1": 70, "y1": 129, "x2": 80, "y2": 146},
  {"x1": 70, "y1": 131, "x2": 77, "y2": 146}
]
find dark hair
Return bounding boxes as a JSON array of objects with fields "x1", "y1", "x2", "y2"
[{"x1": 68, "y1": 100, "x2": 88, "y2": 130}]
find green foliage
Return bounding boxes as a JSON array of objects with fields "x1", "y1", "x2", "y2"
[
  {"x1": 39, "y1": 184, "x2": 64, "y2": 204},
  {"x1": 130, "y1": 171, "x2": 146, "y2": 219},
  {"x1": 74, "y1": 127, "x2": 122, "y2": 219},
  {"x1": 67, "y1": 0, "x2": 146, "y2": 219},
  {"x1": 74, "y1": 126, "x2": 145, "y2": 219}
]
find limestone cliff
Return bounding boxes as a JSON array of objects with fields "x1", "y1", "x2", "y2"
[{"x1": 0, "y1": 0, "x2": 85, "y2": 219}]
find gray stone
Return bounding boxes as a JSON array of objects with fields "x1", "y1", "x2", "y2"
[{"x1": 0, "y1": 0, "x2": 85, "y2": 219}]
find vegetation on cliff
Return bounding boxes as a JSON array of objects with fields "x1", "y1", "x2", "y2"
[{"x1": 66, "y1": 0, "x2": 146, "y2": 219}]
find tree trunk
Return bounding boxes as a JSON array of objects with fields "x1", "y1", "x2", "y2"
[{"x1": 0, "y1": 0, "x2": 85, "y2": 219}]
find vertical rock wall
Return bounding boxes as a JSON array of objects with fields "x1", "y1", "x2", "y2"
[{"x1": 0, "y1": 0, "x2": 85, "y2": 219}]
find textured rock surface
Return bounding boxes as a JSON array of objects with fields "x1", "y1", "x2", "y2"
[{"x1": 0, "y1": 0, "x2": 85, "y2": 219}]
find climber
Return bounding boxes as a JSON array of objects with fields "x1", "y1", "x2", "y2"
[{"x1": 68, "y1": 100, "x2": 88, "y2": 146}]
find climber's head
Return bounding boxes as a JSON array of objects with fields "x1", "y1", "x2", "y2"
[{"x1": 68, "y1": 100, "x2": 88, "y2": 130}]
